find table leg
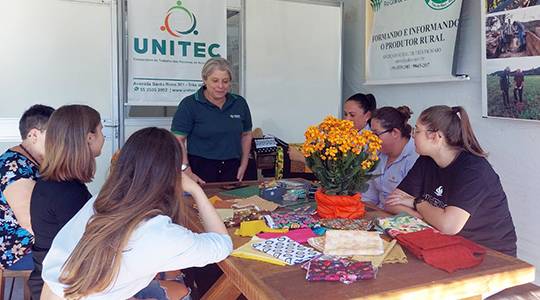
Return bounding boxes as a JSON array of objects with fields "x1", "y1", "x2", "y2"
[{"x1": 201, "y1": 274, "x2": 242, "y2": 300}]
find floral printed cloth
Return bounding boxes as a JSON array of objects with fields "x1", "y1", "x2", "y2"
[
  {"x1": 376, "y1": 212, "x2": 433, "y2": 238},
  {"x1": 320, "y1": 218, "x2": 373, "y2": 231},
  {"x1": 304, "y1": 255, "x2": 376, "y2": 284},
  {"x1": 0, "y1": 150, "x2": 38, "y2": 268},
  {"x1": 251, "y1": 236, "x2": 320, "y2": 265}
]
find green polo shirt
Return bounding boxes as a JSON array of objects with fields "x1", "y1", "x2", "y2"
[{"x1": 171, "y1": 87, "x2": 252, "y2": 160}]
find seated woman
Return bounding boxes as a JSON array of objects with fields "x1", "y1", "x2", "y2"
[
  {"x1": 289, "y1": 93, "x2": 377, "y2": 163},
  {"x1": 385, "y1": 105, "x2": 517, "y2": 256},
  {"x1": 0, "y1": 104, "x2": 54, "y2": 270},
  {"x1": 29, "y1": 105, "x2": 104, "y2": 298},
  {"x1": 40, "y1": 127, "x2": 232, "y2": 299},
  {"x1": 362, "y1": 106, "x2": 418, "y2": 209}
]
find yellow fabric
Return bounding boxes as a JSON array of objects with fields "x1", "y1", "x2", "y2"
[
  {"x1": 208, "y1": 195, "x2": 222, "y2": 205},
  {"x1": 234, "y1": 220, "x2": 288, "y2": 237},
  {"x1": 382, "y1": 241, "x2": 408, "y2": 264},
  {"x1": 231, "y1": 237, "x2": 287, "y2": 266}
]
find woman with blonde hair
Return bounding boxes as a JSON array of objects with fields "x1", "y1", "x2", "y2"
[
  {"x1": 41, "y1": 127, "x2": 232, "y2": 299},
  {"x1": 385, "y1": 105, "x2": 517, "y2": 256},
  {"x1": 29, "y1": 105, "x2": 104, "y2": 298}
]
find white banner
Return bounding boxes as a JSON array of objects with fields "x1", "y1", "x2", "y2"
[
  {"x1": 127, "y1": 0, "x2": 226, "y2": 105},
  {"x1": 365, "y1": 0, "x2": 463, "y2": 85}
]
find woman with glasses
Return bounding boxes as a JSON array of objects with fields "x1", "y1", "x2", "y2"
[
  {"x1": 385, "y1": 105, "x2": 516, "y2": 256},
  {"x1": 362, "y1": 106, "x2": 418, "y2": 210}
]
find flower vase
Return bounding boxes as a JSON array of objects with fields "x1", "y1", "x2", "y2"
[{"x1": 315, "y1": 190, "x2": 365, "y2": 219}]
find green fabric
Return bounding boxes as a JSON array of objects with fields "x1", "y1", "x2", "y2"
[
  {"x1": 220, "y1": 186, "x2": 260, "y2": 198},
  {"x1": 171, "y1": 86, "x2": 252, "y2": 160}
]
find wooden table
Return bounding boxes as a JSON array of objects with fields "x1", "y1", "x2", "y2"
[{"x1": 182, "y1": 181, "x2": 535, "y2": 300}]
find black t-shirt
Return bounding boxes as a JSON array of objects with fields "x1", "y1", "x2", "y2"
[
  {"x1": 30, "y1": 179, "x2": 92, "y2": 250},
  {"x1": 398, "y1": 151, "x2": 517, "y2": 256}
]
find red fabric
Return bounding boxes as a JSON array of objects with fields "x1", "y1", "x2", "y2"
[
  {"x1": 396, "y1": 229, "x2": 486, "y2": 273},
  {"x1": 315, "y1": 190, "x2": 365, "y2": 219}
]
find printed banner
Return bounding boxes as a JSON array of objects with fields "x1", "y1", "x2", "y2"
[
  {"x1": 127, "y1": 0, "x2": 226, "y2": 105},
  {"x1": 483, "y1": 0, "x2": 540, "y2": 121},
  {"x1": 365, "y1": 0, "x2": 463, "y2": 84}
]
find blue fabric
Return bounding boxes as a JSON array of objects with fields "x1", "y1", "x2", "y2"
[
  {"x1": 0, "y1": 149, "x2": 38, "y2": 268},
  {"x1": 362, "y1": 138, "x2": 418, "y2": 208}
]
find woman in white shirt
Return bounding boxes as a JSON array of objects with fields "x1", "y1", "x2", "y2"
[{"x1": 41, "y1": 127, "x2": 232, "y2": 299}]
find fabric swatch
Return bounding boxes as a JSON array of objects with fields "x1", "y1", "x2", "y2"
[
  {"x1": 252, "y1": 236, "x2": 320, "y2": 265},
  {"x1": 269, "y1": 212, "x2": 320, "y2": 229},
  {"x1": 305, "y1": 256, "x2": 376, "y2": 284},
  {"x1": 257, "y1": 228, "x2": 317, "y2": 243},
  {"x1": 324, "y1": 230, "x2": 384, "y2": 256},
  {"x1": 376, "y1": 213, "x2": 433, "y2": 238},
  {"x1": 232, "y1": 195, "x2": 280, "y2": 211},
  {"x1": 231, "y1": 237, "x2": 287, "y2": 266},
  {"x1": 235, "y1": 220, "x2": 288, "y2": 237},
  {"x1": 320, "y1": 218, "x2": 373, "y2": 231},
  {"x1": 220, "y1": 186, "x2": 260, "y2": 198},
  {"x1": 396, "y1": 229, "x2": 486, "y2": 273}
]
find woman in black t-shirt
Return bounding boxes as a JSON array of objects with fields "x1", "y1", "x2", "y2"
[
  {"x1": 385, "y1": 105, "x2": 517, "y2": 256},
  {"x1": 29, "y1": 105, "x2": 104, "y2": 299}
]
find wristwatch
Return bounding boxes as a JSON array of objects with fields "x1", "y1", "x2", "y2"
[
  {"x1": 413, "y1": 196, "x2": 425, "y2": 210},
  {"x1": 181, "y1": 163, "x2": 190, "y2": 172}
]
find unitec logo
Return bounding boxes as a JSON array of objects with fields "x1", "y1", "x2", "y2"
[
  {"x1": 370, "y1": 0, "x2": 382, "y2": 12},
  {"x1": 425, "y1": 0, "x2": 456, "y2": 10},
  {"x1": 160, "y1": 1, "x2": 198, "y2": 37}
]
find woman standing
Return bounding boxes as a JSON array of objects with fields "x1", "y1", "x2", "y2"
[
  {"x1": 0, "y1": 105, "x2": 54, "y2": 270},
  {"x1": 172, "y1": 57, "x2": 253, "y2": 184},
  {"x1": 29, "y1": 105, "x2": 104, "y2": 298},
  {"x1": 385, "y1": 105, "x2": 517, "y2": 256},
  {"x1": 41, "y1": 128, "x2": 232, "y2": 300},
  {"x1": 362, "y1": 106, "x2": 418, "y2": 209}
]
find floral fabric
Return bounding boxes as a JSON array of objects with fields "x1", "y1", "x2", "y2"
[
  {"x1": 376, "y1": 212, "x2": 433, "y2": 238},
  {"x1": 269, "y1": 212, "x2": 319, "y2": 229},
  {"x1": 304, "y1": 255, "x2": 376, "y2": 284},
  {"x1": 0, "y1": 150, "x2": 38, "y2": 268},
  {"x1": 320, "y1": 218, "x2": 373, "y2": 231}
]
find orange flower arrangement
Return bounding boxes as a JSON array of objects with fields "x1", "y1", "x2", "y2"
[{"x1": 301, "y1": 116, "x2": 382, "y2": 196}]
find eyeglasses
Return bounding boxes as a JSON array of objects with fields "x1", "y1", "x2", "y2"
[
  {"x1": 412, "y1": 128, "x2": 436, "y2": 136},
  {"x1": 373, "y1": 129, "x2": 392, "y2": 137}
]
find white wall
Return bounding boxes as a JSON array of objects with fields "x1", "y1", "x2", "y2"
[{"x1": 343, "y1": 0, "x2": 540, "y2": 283}]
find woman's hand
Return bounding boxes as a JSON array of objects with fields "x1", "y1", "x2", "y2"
[
  {"x1": 181, "y1": 172, "x2": 204, "y2": 195},
  {"x1": 184, "y1": 167, "x2": 206, "y2": 185},
  {"x1": 288, "y1": 147, "x2": 306, "y2": 163},
  {"x1": 237, "y1": 163, "x2": 247, "y2": 182},
  {"x1": 385, "y1": 189, "x2": 415, "y2": 209}
]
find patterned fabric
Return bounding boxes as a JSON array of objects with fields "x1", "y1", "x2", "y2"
[
  {"x1": 376, "y1": 212, "x2": 433, "y2": 238},
  {"x1": 320, "y1": 218, "x2": 373, "y2": 231},
  {"x1": 269, "y1": 212, "x2": 320, "y2": 229},
  {"x1": 251, "y1": 236, "x2": 320, "y2": 265},
  {"x1": 0, "y1": 150, "x2": 38, "y2": 268},
  {"x1": 223, "y1": 206, "x2": 270, "y2": 228},
  {"x1": 305, "y1": 256, "x2": 376, "y2": 284},
  {"x1": 324, "y1": 230, "x2": 384, "y2": 256}
]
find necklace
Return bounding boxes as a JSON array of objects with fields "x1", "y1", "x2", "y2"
[{"x1": 19, "y1": 144, "x2": 40, "y2": 167}]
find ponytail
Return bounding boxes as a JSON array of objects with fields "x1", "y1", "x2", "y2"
[{"x1": 419, "y1": 105, "x2": 487, "y2": 157}]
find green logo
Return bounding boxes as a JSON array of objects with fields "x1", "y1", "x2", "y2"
[
  {"x1": 425, "y1": 0, "x2": 457, "y2": 10},
  {"x1": 370, "y1": 0, "x2": 382, "y2": 12}
]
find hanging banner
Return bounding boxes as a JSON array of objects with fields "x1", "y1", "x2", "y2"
[
  {"x1": 127, "y1": 0, "x2": 226, "y2": 105},
  {"x1": 365, "y1": 0, "x2": 463, "y2": 85},
  {"x1": 483, "y1": 1, "x2": 540, "y2": 121}
]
